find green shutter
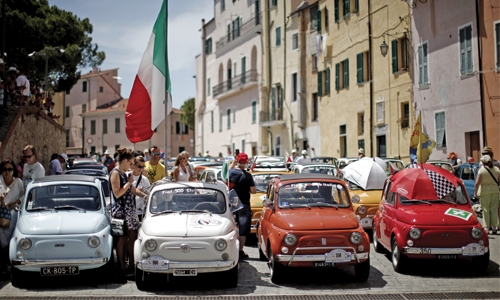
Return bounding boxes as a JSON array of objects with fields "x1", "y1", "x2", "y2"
[
  {"x1": 318, "y1": 71, "x2": 323, "y2": 96},
  {"x1": 325, "y1": 68, "x2": 330, "y2": 94},
  {"x1": 496, "y1": 23, "x2": 500, "y2": 67},
  {"x1": 423, "y1": 44, "x2": 428, "y2": 84},
  {"x1": 354, "y1": 0, "x2": 359, "y2": 12},
  {"x1": 357, "y1": 52, "x2": 363, "y2": 84},
  {"x1": 324, "y1": 7, "x2": 329, "y2": 29},
  {"x1": 317, "y1": 9, "x2": 322, "y2": 33},
  {"x1": 344, "y1": 59, "x2": 349, "y2": 87},
  {"x1": 334, "y1": 0, "x2": 339, "y2": 23},
  {"x1": 392, "y1": 39, "x2": 398, "y2": 73},
  {"x1": 345, "y1": 0, "x2": 350, "y2": 15},
  {"x1": 335, "y1": 63, "x2": 340, "y2": 90},
  {"x1": 271, "y1": 87, "x2": 276, "y2": 120},
  {"x1": 465, "y1": 26, "x2": 472, "y2": 73},
  {"x1": 418, "y1": 45, "x2": 423, "y2": 85}
]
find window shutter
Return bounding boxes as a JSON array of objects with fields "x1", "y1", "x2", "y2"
[
  {"x1": 345, "y1": 0, "x2": 350, "y2": 15},
  {"x1": 356, "y1": 52, "x2": 363, "y2": 84},
  {"x1": 271, "y1": 87, "x2": 276, "y2": 119},
  {"x1": 344, "y1": 59, "x2": 349, "y2": 87},
  {"x1": 227, "y1": 24, "x2": 231, "y2": 41},
  {"x1": 334, "y1": 0, "x2": 339, "y2": 23},
  {"x1": 325, "y1": 68, "x2": 330, "y2": 94},
  {"x1": 205, "y1": 40, "x2": 209, "y2": 54},
  {"x1": 418, "y1": 45, "x2": 423, "y2": 85},
  {"x1": 435, "y1": 112, "x2": 446, "y2": 147},
  {"x1": 335, "y1": 63, "x2": 340, "y2": 90},
  {"x1": 354, "y1": 0, "x2": 359, "y2": 12},
  {"x1": 465, "y1": 26, "x2": 472, "y2": 73},
  {"x1": 317, "y1": 9, "x2": 322, "y2": 33},
  {"x1": 318, "y1": 70, "x2": 323, "y2": 96},
  {"x1": 391, "y1": 39, "x2": 398, "y2": 73},
  {"x1": 324, "y1": 7, "x2": 329, "y2": 29},
  {"x1": 460, "y1": 28, "x2": 466, "y2": 74},
  {"x1": 423, "y1": 43, "x2": 428, "y2": 84},
  {"x1": 496, "y1": 23, "x2": 500, "y2": 67},
  {"x1": 176, "y1": 121, "x2": 180, "y2": 134}
]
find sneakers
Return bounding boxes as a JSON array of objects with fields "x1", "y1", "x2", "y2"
[
  {"x1": 239, "y1": 251, "x2": 249, "y2": 260},
  {"x1": 492, "y1": 228, "x2": 498, "y2": 235}
]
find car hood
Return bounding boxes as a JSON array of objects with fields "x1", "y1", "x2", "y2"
[
  {"x1": 396, "y1": 204, "x2": 478, "y2": 226},
  {"x1": 272, "y1": 209, "x2": 359, "y2": 230},
  {"x1": 17, "y1": 212, "x2": 108, "y2": 235},
  {"x1": 350, "y1": 189, "x2": 382, "y2": 204},
  {"x1": 142, "y1": 213, "x2": 232, "y2": 237}
]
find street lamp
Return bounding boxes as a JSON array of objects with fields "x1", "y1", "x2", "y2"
[
  {"x1": 28, "y1": 47, "x2": 65, "y2": 100},
  {"x1": 380, "y1": 40, "x2": 389, "y2": 57}
]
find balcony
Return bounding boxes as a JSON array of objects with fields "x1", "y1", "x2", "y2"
[
  {"x1": 213, "y1": 69, "x2": 258, "y2": 98},
  {"x1": 216, "y1": 15, "x2": 261, "y2": 53},
  {"x1": 259, "y1": 109, "x2": 285, "y2": 127}
]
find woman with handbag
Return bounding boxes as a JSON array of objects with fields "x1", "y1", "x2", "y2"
[
  {"x1": 109, "y1": 148, "x2": 148, "y2": 281},
  {"x1": 0, "y1": 159, "x2": 24, "y2": 275},
  {"x1": 474, "y1": 155, "x2": 500, "y2": 235}
]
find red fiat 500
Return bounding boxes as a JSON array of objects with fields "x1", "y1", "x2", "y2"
[{"x1": 257, "y1": 174, "x2": 370, "y2": 284}]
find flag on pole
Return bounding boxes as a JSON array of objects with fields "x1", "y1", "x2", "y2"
[
  {"x1": 409, "y1": 112, "x2": 436, "y2": 164},
  {"x1": 285, "y1": 150, "x2": 292, "y2": 163},
  {"x1": 222, "y1": 160, "x2": 229, "y2": 183},
  {"x1": 126, "y1": 0, "x2": 172, "y2": 143}
]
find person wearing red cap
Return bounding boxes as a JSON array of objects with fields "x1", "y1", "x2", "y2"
[{"x1": 229, "y1": 152, "x2": 256, "y2": 259}]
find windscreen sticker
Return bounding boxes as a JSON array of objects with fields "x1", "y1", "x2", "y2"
[
  {"x1": 444, "y1": 208, "x2": 472, "y2": 221},
  {"x1": 195, "y1": 218, "x2": 222, "y2": 226}
]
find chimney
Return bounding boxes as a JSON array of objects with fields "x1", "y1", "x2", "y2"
[{"x1": 92, "y1": 66, "x2": 99, "y2": 74}]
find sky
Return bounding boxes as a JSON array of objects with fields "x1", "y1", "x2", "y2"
[{"x1": 48, "y1": 0, "x2": 214, "y2": 109}]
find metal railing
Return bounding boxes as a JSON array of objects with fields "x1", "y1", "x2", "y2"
[
  {"x1": 213, "y1": 69, "x2": 258, "y2": 97},
  {"x1": 260, "y1": 108, "x2": 284, "y2": 123},
  {"x1": 216, "y1": 14, "x2": 261, "y2": 51}
]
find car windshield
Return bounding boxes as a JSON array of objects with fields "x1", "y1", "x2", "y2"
[
  {"x1": 388, "y1": 161, "x2": 404, "y2": 170},
  {"x1": 253, "y1": 174, "x2": 281, "y2": 192},
  {"x1": 301, "y1": 165, "x2": 336, "y2": 176},
  {"x1": 430, "y1": 162, "x2": 453, "y2": 172},
  {"x1": 26, "y1": 184, "x2": 101, "y2": 212},
  {"x1": 149, "y1": 187, "x2": 226, "y2": 214},
  {"x1": 311, "y1": 157, "x2": 338, "y2": 165},
  {"x1": 278, "y1": 182, "x2": 350, "y2": 208},
  {"x1": 346, "y1": 180, "x2": 362, "y2": 190},
  {"x1": 399, "y1": 185, "x2": 468, "y2": 205}
]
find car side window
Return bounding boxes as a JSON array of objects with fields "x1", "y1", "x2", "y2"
[
  {"x1": 267, "y1": 185, "x2": 274, "y2": 203},
  {"x1": 384, "y1": 182, "x2": 395, "y2": 205}
]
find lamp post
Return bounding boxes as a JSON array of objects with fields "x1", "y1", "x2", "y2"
[
  {"x1": 380, "y1": 40, "x2": 389, "y2": 57},
  {"x1": 28, "y1": 47, "x2": 65, "y2": 100}
]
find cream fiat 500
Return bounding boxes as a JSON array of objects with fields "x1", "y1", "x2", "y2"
[{"x1": 134, "y1": 181, "x2": 239, "y2": 290}]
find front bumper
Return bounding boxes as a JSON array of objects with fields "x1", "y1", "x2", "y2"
[
  {"x1": 11, "y1": 257, "x2": 108, "y2": 272},
  {"x1": 136, "y1": 259, "x2": 237, "y2": 274},
  {"x1": 402, "y1": 243, "x2": 489, "y2": 256},
  {"x1": 276, "y1": 246, "x2": 369, "y2": 266}
]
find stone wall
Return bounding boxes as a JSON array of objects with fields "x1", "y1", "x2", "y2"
[{"x1": 0, "y1": 107, "x2": 65, "y2": 175}]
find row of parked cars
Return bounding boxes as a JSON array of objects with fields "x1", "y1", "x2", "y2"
[{"x1": 8, "y1": 156, "x2": 488, "y2": 290}]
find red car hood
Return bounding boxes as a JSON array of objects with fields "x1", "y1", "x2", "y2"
[
  {"x1": 396, "y1": 204, "x2": 478, "y2": 226},
  {"x1": 272, "y1": 208, "x2": 359, "y2": 230}
]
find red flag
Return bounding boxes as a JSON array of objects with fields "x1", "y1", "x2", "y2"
[{"x1": 285, "y1": 150, "x2": 292, "y2": 162}]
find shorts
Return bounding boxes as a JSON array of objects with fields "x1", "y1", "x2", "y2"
[{"x1": 234, "y1": 204, "x2": 252, "y2": 237}]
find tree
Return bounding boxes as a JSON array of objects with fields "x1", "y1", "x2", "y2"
[
  {"x1": 180, "y1": 97, "x2": 195, "y2": 130},
  {"x1": 0, "y1": 0, "x2": 105, "y2": 92}
]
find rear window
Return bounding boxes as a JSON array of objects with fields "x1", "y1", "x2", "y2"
[
  {"x1": 26, "y1": 184, "x2": 101, "y2": 211},
  {"x1": 278, "y1": 182, "x2": 350, "y2": 208}
]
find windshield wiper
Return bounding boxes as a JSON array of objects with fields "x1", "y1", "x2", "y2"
[
  {"x1": 28, "y1": 207, "x2": 53, "y2": 212},
  {"x1": 54, "y1": 205, "x2": 86, "y2": 211},
  {"x1": 284, "y1": 203, "x2": 311, "y2": 210},
  {"x1": 434, "y1": 199, "x2": 457, "y2": 206},
  {"x1": 179, "y1": 210, "x2": 211, "y2": 214},
  {"x1": 312, "y1": 202, "x2": 339, "y2": 210},
  {"x1": 151, "y1": 210, "x2": 173, "y2": 217},
  {"x1": 401, "y1": 200, "x2": 432, "y2": 205}
]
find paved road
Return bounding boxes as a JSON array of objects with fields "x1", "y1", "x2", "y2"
[{"x1": 0, "y1": 234, "x2": 499, "y2": 298}]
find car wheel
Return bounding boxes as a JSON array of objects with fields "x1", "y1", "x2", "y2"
[
  {"x1": 391, "y1": 237, "x2": 407, "y2": 273},
  {"x1": 135, "y1": 267, "x2": 149, "y2": 291},
  {"x1": 471, "y1": 252, "x2": 489, "y2": 275},
  {"x1": 268, "y1": 246, "x2": 284, "y2": 284},
  {"x1": 372, "y1": 227, "x2": 385, "y2": 253},
  {"x1": 353, "y1": 258, "x2": 370, "y2": 282},
  {"x1": 220, "y1": 265, "x2": 238, "y2": 288},
  {"x1": 11, "y1": 267, "x2": 25, "y2": 288},
  {"x1": 258, "y1": 243, "x2": 267, "y2": 261}
]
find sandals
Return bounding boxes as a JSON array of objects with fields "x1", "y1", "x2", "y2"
[{"x1": 239, "y1": 251, "x2": 249, "y2": 260}]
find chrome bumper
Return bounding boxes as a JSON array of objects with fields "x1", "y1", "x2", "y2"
[
  {"x1": 136, "y1": 260, "x2": 237, "y2": 273},
  {"x1": 275, "y1": 246, "x2": 369, "y2": 266},
  {"x1": 12, "y1": 257, "x2": 107, "y2": 267},
  {"x1": 402, "y1": 246, "x2": 489, "y2": 255}
]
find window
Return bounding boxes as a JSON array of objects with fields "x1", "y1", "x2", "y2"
[
  {"x1": 276, "y1": 27, "x2": 281, "y2": 46},
  {"x1": 318, "y1": 69, "x2": 330, "y2": 96},
  {"x1": 90, "y1": 120, "x2": 96, "y2": 135},
  {"x1": 99, "y1": 86, "x2": 103, "y2": 93},
  {"x1": 358, "y1": 139, "x2": 364, "y2": 152},
  {"x1": 401, "y1": 103, "x2": 410, "y2": 128},
  {"x1": 391, "y1": 37, "x2": 409, "y2": 73},
  {"x1": 211, "y1": 111, "x2": 214, "y2": 132},
  {"x1": 496, "y1": 22, "x2": 500, "y2": 68},
  {"x1": 65, "y1": 106, "x2": 69, "y2": 118},
  {"x1": 252, "y1": 101, "x2": 257, "y2": 123},
  {"x1": 103, "y1": 146, "x2": 107, "y2": 154},
  {"x1": 291, "y1": 33, "x2": 298, "y2": 50},
  {"x1": 115, "y1": 145, "x2": 120, "y2": 151},
  {"x1": 335, "y1": 59, "x2": 349, "y2": 90},
  {"x1": 324, "y1": 7, "x2": 329, "y2": 30},
  {"x1": 82, "y1": 104, "x2": 86, "y2": 113},
  {"x1": 376, "y1": 101, "x2": 385, "y2": 124},
  {"x1": 292, "y1": 73, "x2": 298, "y2": 101},
  {"x1": 312, "y1": 54, "x2": 318, "y2": 72},
  {"x1": 270, "y1": 0, "x2": 277, "y2": 8},
  {"x1": 233, "y1": 107, "x2": 236, "y2": 123},
  {"x1": 227, "y1": 108, "x2": 231, "y2": 129},
  {"x1": 335, "y1": 0, "x2": 358, "y2": 22},
  {"x1": 356, "y1": 51, "x2": 369, "y2": 84},
  {"x1": 310, "y1": 5, "x2": 319, "y2": 31},
  {"x1": 435, "y1": 111, "x2": 446, "y2": 147},
  {"x1": 325, "y1": 68, "x2": 330, "y2": 95},
  {"x1": 82, "y1": 81, "x2": 87, "y2": 92},
  {"x1": 221, "y1": 0, "x2": 225, "y2": 12},
  {"x1": 205, "y1": 37, "x2": 213, "y2": 54},
  {"x1": 418, "y1": 42, "x2": 429, "y2": 86},
  {"x1": 318, "y1": 71, "x2": 322, "y2": 96},
  {"x1": 459, "y1": 25, "x2": 473, "y2": 75},
  {"x1": 335, "y1": 0, "x2": 340, "y2": 23},
  {"x1": 207, "y1": 78, "x2": 211, "y2": 96},
  {"x1": 343, "y1": 0, "x2": 350, "y2": 18},
  {"x1": 219, "y1": 112, "x2": 223, "y2": 132},
  {"x1": 115, "y1": 118, "x2": 120, "y2": 133},
  {"x1": 65, "y1": 130, "x2": 70, "y2": 147},
  {"x1": 90, "y1": 146, "x2": 96, "y2": 155},
  {"x1": 241, "y1": 139, "x2": 245, "y2": 153},
  {"x1": 358, "y1": 112, "x2": 364, "y2": 135},
  {"x1": 312, "y1": 93, "x2": 318, "y2": 121},
  {"x1": 340, "y1": 124, "x2": 347, "y2": 157},
  {"x1": 102, "y1": 119, "x2": 108, "y2": 134},
  {"x1": 183, "y1": 123, "x2": 189, "y2": 134},
  {"x1": 275, "y1": 136, "x2": 281, "y2": 157},
  {"x1": 232, "y1": 17, "x2": 241, "y2": 39},
  {"x1": 176, "y1": 121, "x2": 181, "y2": 134}
]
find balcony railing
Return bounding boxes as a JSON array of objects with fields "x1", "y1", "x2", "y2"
[
  {"x1": 216, "y1": 14, "x2": 261, "y2": 51},
  {"x1": 260, "y1": 108, "x2": 284, "y2": 123},
  {"x1": 213, "y1": 69, "x2": 258, "y2": 97}
]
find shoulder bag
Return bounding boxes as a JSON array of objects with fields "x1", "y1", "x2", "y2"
[
  {"x1": 0, "y1": 187, "x2": 11, "y2": 228},
  {"x1": 109, "y1": 169, "x2": 125, "y2": 236},
  {"x1": 483, "y1": 166, "x2": 499, "y2": 186}
]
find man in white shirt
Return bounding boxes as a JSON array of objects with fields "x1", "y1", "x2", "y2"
[
  {"x1": 291, "y1": 149, "x2": 299, "y2": 162},
  {"x1": 296, "y1": 150, "x2": 312, "y2": 165},
  {"x1": 22, "y1": 145, "x2": 45, "y2": 188},
  {"x1": 15, "y1": 67, "x2": 30, "y2": 106}
]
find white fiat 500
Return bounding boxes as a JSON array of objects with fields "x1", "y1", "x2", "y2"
[
  {"x1": 134, "y1": 181, "x2": 239, "y2": 290},
  {"x1": 10, "y1": 175, "x2": 113, "y2": 288}
]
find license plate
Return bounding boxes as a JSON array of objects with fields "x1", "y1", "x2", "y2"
[
  {"x1": 173, "y1": 269, "x2": 197, "y2": 276},
  {"x1": 462, "y1": 243, "x2": 484, "y2": 256},
  {"x1": 141, "y1": 256, "x2": 169, "y2": 270},
  {"x1": 419, "y1": 248, "x2": 432, "y2": 254},
  {"x1": 40, "y1": 266, "x2": 79, "y2": 276},
  {"x1": 325, "y1": 249, "x2": 351, "y2": 263},
  {"x1": 437, "y1": 255, "x2": 457, "y2": 260},
  {"x1": 314, "y1": 262, "x2": 335, "y2": 267},
  {"x1": 360, "y1": 218, "x2": 372, "y2": 227}
]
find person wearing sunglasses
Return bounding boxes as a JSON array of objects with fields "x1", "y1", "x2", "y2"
[
  {"x1": 144, "y1": 146, "x2": 166, "y2": 183},
  {"x1": 22, "y1": 145, "x2": 45, "y2": 189},
  {"x1": 0, "y1": 159, "x2": 24, "y2": 275},
  {"x1": 128, "y1": 156, "x2": 150, "y2": 222},
  {"x1": 172, "y1": 153, "x2": 190, "y2": 182}
]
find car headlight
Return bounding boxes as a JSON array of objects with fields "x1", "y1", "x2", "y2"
[
  {"x1": 351, "y1": 195, "x2": 360, "y2": 203},
  {"x1": 284, "y1": 233, "x2": 297, "y2": 246},
  {"x1": 471, "y1": 227, "x2": 483, "y2": 239},
  {"x1": 350, "y1": 232, "x2": 363, "y2": 244},
  {"x1": 214, "y1": 239, "x2": 227, "y2": 251},
  {"x1": 409, "y1": 228, "x2": 421, "y2": 239},
  {"x1": 19, "y1": 238, "x2": 32, "y2": 250},
  {"x1": 88, "y1": 236, "x2": 100, "y2": 248},
  {"x1": 357, "y1": 205, "x2": 366, "y2": 214},
  {"x1": 145, "y1": 239, "x2": 158, "y2": 252}
]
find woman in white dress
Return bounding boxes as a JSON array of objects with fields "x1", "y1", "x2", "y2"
[{"x1": 172, "y1": 153, "x2": 190, "y2": 182}]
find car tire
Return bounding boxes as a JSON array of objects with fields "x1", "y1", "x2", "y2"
[
  {"x1": 135, "y1": 267, "x2": 149, "y2": 291},
  {"x1": 258, "y1": 243, "x2": 267, "y2": 261},
  {"x1": 391, "y1": 237, "x2": 407, "y2": 273},
  {"x1": 471, "y1": 252, "x2": 489, "y2": 275},
  {"x1": 353, "y1": 258, "x2": 370, "y2": 282},
  {"x1": 221, "y1": 265, "x2": 238, "y2": 288},
  {"x1": 11, "y1": 267, "x2": 25, "y2": 288},
  {"x1": 372, "y1": 227, "x2": 385, "y2": 253},
  {"x1": 268, "y1": 246, "x2": 284, "y2": 284}
]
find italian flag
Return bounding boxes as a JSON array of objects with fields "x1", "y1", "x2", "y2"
[{"x1": 126, "y1": 0, "x2": 172, "y2": 143}]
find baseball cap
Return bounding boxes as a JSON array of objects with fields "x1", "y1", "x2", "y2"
[
  {"x1": 60, "y1": 153, "x2": 68, "y2": 161},
  {"x1": 237, "y1": 152, "x2": 248, "y2": 164},
  {"x1": 291, "y1": 149, "x2": 297, "y2": 153}
]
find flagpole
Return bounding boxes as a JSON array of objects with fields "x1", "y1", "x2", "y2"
[{"x1": 163, "y1": 0, "x2": 169, "y2": 179}]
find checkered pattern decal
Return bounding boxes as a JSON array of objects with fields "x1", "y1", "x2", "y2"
[{"x1": 424, "y1": 169, "x2": 456, "y2": 199}]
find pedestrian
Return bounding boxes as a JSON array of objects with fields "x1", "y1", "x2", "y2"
[
  {"x1": 143, "y1": 149, "x2": 151, "y2": 162},
  {"x1": 480, "y1": 146, "x2": 500, "y2": 168},
  {"x1": 228, "y1": 152, "x2": 256, "y2": 260},
  {"x1": 473, "y1": 155, "x2": 500, "y2": 235},
  {"x1": 128, "y1": 156, "x2": 150, "y2": 222},
  {"x1": 172, "y1": 153, "x2": 190, "y2": 182},
  {"x1": 447, "y1": 152, "x2": 462, "y2": 169},
  {"x1": 358, "y1": 148, "x2": 365, "y2": 159},
  {"x1": 49, "y1": 153, "x2": 64, "y2": 175},
  {"x1": 0, "y1": 159, "x2": 24, "y2": 276},
  {"x1": 181, "y1": 151, "x2": 196, "y2": 181},
  {"x1": 291, "y1": 149, "x2": 298, "y2": 162},
  {"x1": 109, "y1": 148, "x2": 148, "y2": 281},
  {"x1": 22, "y1": 145, "x2": 45, "y2": 188},
  {"x1": 296, "y1": 150, "x2": 312, "y2": 165},
  {"x1": 144, "y1": 146, "x2": 166, "y2": 183}
]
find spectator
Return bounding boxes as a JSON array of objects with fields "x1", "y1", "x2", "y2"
[
  {"x1": 181, "y1": 151, "x2": 196, "y2": 181},
  {"x1": 15, "y1": 156, "x2": 24, "y2": 176},
  {"x1": 14, "y1": 67, "x2": 30, "y2": 107},
  {"x1": 128, "y1": 156, "x2": 150, "y2": 222},
  {"x1": 107, "y1": 152, "x2": 118, "y2": 173},
  {"x1": 144, "y1": 146, "x2": 166, "y2": 183},
  {"x1": 474, "y1": 155, "x2": 500, "y2": 235},
  {"x1": 358, "y1": 148, "x2": 365, "y2": 159},
  {"x1": 447, "y1": 152, "x2": 462, "y2": 169},
  {"x1": 296, "y1": 150, "x2": 312, "y2": 165},
  {"x1": 480, "y1": 146, "x2": 500, "y2": 168},
  {"x1": 103, "y1": 150, "x2": 114, "y2": 168},
  {"x1": 49, "y1": 153, "x2": 64, "y2": 175},
  {"x1": 172, "y1": 153, "x2": 190, "y2": 182},
  {"x1": 22, "y1": 145, "x2": 45, "y2": 188},
  {"x1": 291, "y1": 149, "x2": 298, "y2": 162},
  {"x1": 143, "y1": 149, "x2": 151, "y2": 162}
]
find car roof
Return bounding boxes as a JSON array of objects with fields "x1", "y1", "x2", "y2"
[
  {"x1": 150, "y1": 181, "x2": 227, "y2": 194},
  {"x1": 64, "y1": 169, "x2": 107, "y2": 176},
  {"x1": 297, "y1": 163, "x2": 336, "y2": 166},
  {"x1": 33, "y1": 174, "x2": 98, "y2": 183},
  {"x1": 277, "y1": 173, "x2": 342, "y2": 181}
]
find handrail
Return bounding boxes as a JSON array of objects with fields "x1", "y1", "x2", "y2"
[{"x1": 213, "y1": 69, "x2": 258, "y2": 97}]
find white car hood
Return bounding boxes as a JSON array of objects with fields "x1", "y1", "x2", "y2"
[
  {"x1": 17, "y1": 212, "x2": 108, "y2": 235},
  {"x1": 142, "y1": 213, "x2": 231, "y2": 237}
]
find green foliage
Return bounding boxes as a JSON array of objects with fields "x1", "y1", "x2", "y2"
[
  {"x1": 1, "y1": 0, "x2": 105, "y2": 92},
  {"x1": 180, "y1": 97, "x2": 195, "y2": 130}
]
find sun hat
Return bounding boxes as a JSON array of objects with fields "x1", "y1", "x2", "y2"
[
  {"x1": 447, "y1": 152, "x2": 458, "y2": 159},
  {"x1": 104, "y1": 150, "x2": 110, "y2": 155},
  {"x1": 237, "y1": 152, "x2": 248, "y2": 164},
  {"x1": 291, "y1": 149, "x2": 297, "y2": 153},
  {"x1": 480, "y1": 155, "x2": 491, "y2": 164},
  {"x1": 481, "y1": 146, "x2": 493, "y2": 155},
  {"x1": 301, "y1": 150, "x2": 308, "y2": 155},
  {"x1": 8, "y1": 66, "x2": 18, "y2": 73},
  {"x1": 358, "y1": 148, "x2": 364, "y2": 154}
]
